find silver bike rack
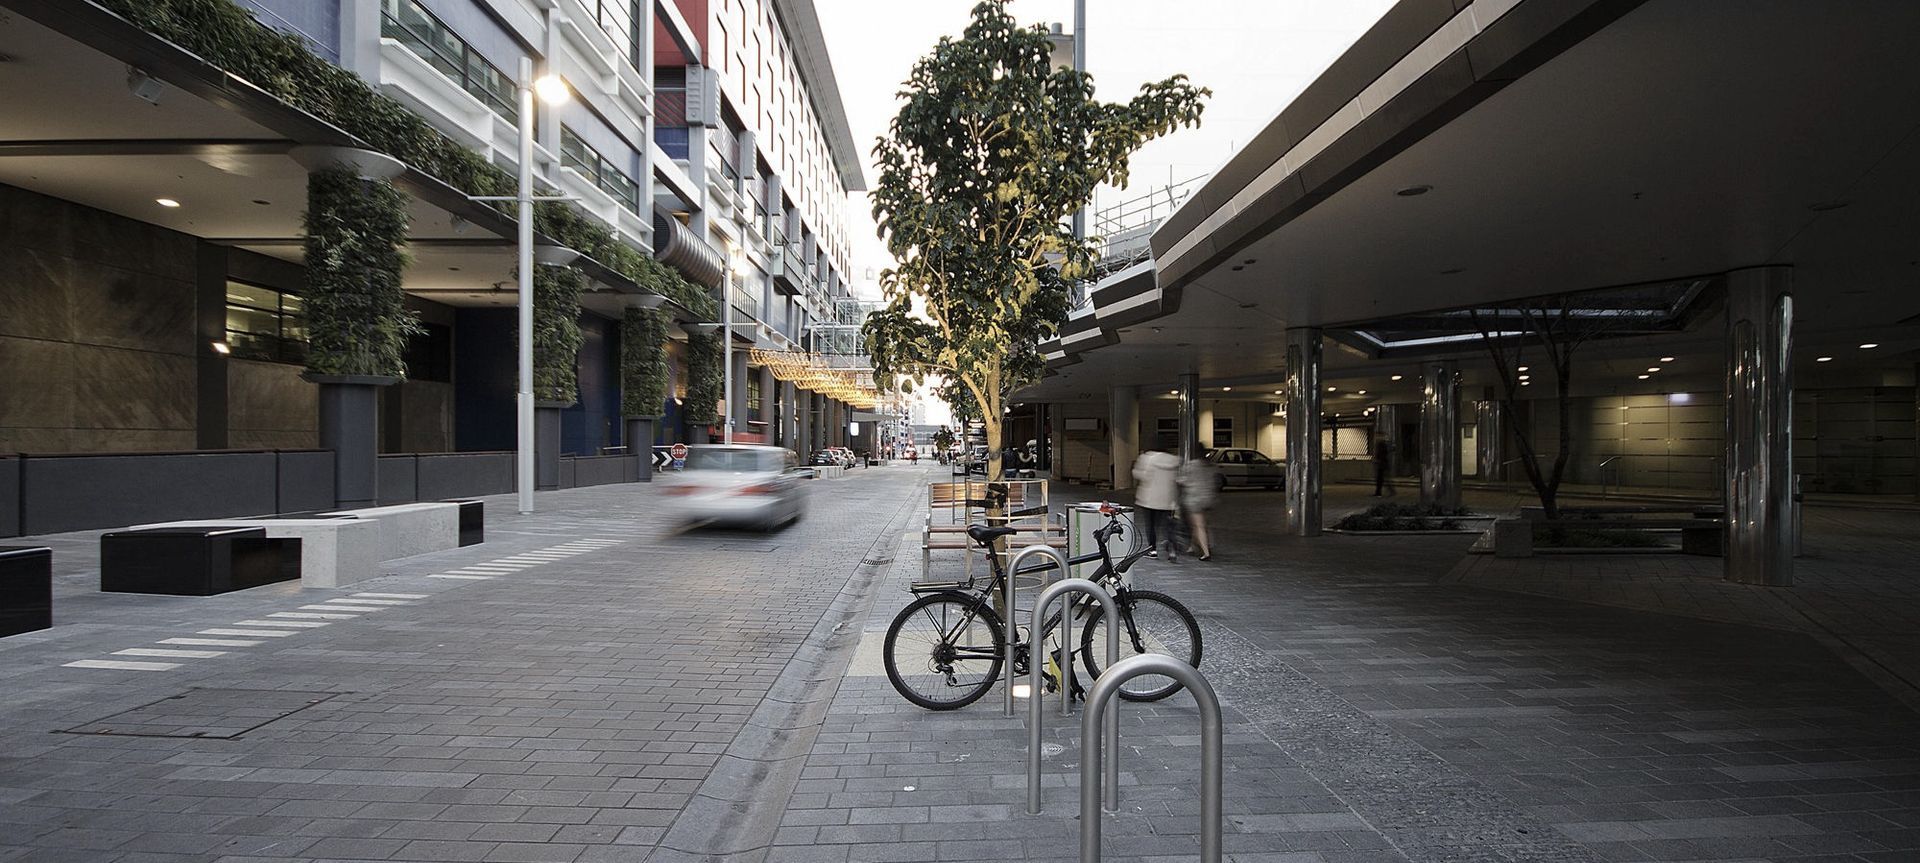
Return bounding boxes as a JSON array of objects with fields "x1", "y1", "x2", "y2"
[
  {"x1": 1080, "y1": 654, "x2": 1223, "y2": 863},
  {"x1": 1002, "y1": 544, "x2": 1070, "y2": 717},
  {"x1": 1026, "y1": 577, "x2": 1120, "y2": 815}
]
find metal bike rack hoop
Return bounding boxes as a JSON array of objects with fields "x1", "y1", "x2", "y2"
[
  {"x1": 1027, "y1": 577, "x2": 1120, "y2": 815},
  {"x1": 1002, "y1": 543, "x2": 1070, "y2": 717},
  {"x1": 1080, "y1": 654, "x2": 1222, "y2": 863}
]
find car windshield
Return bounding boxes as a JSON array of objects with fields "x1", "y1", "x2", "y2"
[{"x1": 685, "y1": 449, "x2": 780, "y2": 472}]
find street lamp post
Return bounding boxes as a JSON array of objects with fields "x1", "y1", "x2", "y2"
[
  {"x1": 723, "y1": 259, "x2": 735, "y2": 444},
  {"x1": 508, "y1": 59, "x2": 571, "y2": 514}
]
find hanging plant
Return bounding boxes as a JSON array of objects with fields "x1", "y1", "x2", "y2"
[
  {"x1": 301, "y1": 166, "x2": 417, "y2": 377},
  {"x1": 683, "y1": 331, "x2": 724, "y2": 426},
  {"x1": 620, "y1": 307, "x2": 669, "y2": 417},
  {"x1": 532, "y1": 265, "x2": 586, "y2": 404}
]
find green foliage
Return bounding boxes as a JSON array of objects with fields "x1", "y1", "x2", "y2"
[
  {"x1": 862, "y1": 0, "x2": 1207, "y2": 479},
  {"x1": 95, "y1": 0, "x2": 717, "y2": 327},
  {"x1": 682, "y1": 332, "x2": 724, "y2": 426},
  {"x1": 619, "y1": 307, "x2": 670, "y2": 416},
  {"x1": 301, "y1": 167, "x2": 418, "y2": 377},
  {"x1": 1334, "y1": 502, "x2": 1472, "y2": 532},
  {"x1": 531, "y1": 266, "x2": 586, "y2": 403},
  {"x1": 931, "y1": 426, "x2": 957, "y2": 452}
]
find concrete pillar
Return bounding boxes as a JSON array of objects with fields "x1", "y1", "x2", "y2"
[
  {"x1": 535, "y1": 405, "x2": 563, "y2": 490},
  {"x1": 1725, "y1": 266, "x2": 1794, "y2": 586},
  {"x1": 730, "y1": 351, "x2": 751, "y2": 440},
  {"x1": 315, "y1": 379, "x2": 386, "y2": 508},
  {"x1": 1110, "y1": 386, "x2": 1139, "y2": 489},
  {"x1": 1420, "y1": 361, "x2": 1460, "y2": 510},
  {"x1": 1285, "y1": 328, "x2": 1322, "y2": 535},
  {"x1": 1474, "y1": 398, "x2": 1504, "y2": 480},
  {"x1": 1177, "y1": 373, "x2": 1200, "y2": 461}
]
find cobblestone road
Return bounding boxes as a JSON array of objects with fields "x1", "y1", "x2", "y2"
[{"x1": 0, "y1": 467, "x2": 927, "y2": 863}]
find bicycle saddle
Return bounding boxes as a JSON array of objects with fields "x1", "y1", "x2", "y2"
[{"x1": 967, "y1": 524, "x2": 1020, "y2": 544}]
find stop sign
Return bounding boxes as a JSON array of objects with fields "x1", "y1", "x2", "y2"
[{"x1": 670, "y1": 443, "x2": 689, "y2": 460}]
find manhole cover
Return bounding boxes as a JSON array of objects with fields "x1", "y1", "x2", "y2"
[{"x1": 60, "y1": 688, "x2": 343, "y2": 739}]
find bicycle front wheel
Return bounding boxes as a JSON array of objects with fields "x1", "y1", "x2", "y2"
[
  {"x1": 884, "y1": 592, "x2": 1005, "y2": 710},
  {"x1": 1080, "y1": 589, "x2": 1203, "y2": 702}
]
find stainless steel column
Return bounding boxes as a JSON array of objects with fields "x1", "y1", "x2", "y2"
[
  {"x1": 1285, "y1": 328, "x2": 1322, "y2": 535},
  {"x1": 1725, "y1": 266, "x2": 1794, "y2": 586},
  {"x1": 1177, "y1": 373, "x2": 1200, "y2": 461},
  {"x1": 1420, "y1": 361, "x2": 1460, "y2": 510},
  {"x1": 1110, "y1": 386, "x2": 1139, "y2": 489},
  {"x1": 1475, "y1": 398, "x2": 1504, "y2": 480}
]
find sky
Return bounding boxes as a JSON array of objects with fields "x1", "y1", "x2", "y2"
[
  {"x1": 809, "y1": 0, "x2": 1398, "y2": 427},
  {"x1": 812, "y1": 0, "x2": 1397, "y2": 296}
]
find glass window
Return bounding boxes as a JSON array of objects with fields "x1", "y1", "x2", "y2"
[
  {"x1": 560, "y1": 126, "x2": 640, "y2": 213},
  {"x1": 224, "y1": 281, "x2": 307, "y2": 364},
  {"x1": 381, "y1": 0, "x2": 517, "y2": 125},
  {"x1": 1212, "y1": 417, "x2": 1233, "y2": 449}
]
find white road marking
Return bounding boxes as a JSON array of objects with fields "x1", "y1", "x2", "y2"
[
  {"x1": 353, "y1": 592, "x2": 427, "y2": 599},
  {"x1": 115, "y1": 648, "x2": 225, "y2": 659},
  {"x1": 430, "y1": 574, "x2": 492, "y2": 580},
  {"x1": 302, "y1": 604, "x2": 383, "y2": 612},
  {"x1": 200, "y1": 628, "x2": 299, "y2": 637},
  {"x1": 161, "y1": 638, "x2": 260, "y2": 647},
  {"x1": 64, "y1": 659, "x2": 180, "y2": 671},
  {"x1": 269, "y1": 613, "x2": 353, "y2": 621},
  {"x1": 331, "y1": 598, "x2": 409, "y2": 605}
]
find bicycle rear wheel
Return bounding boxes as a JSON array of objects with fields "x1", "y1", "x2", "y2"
[
  {"x1": 884, "y1": 592, "x2": 1005, "y2": 710},
  {"x1": 1079, "y1": 589, "x2": 1202, "y2": 702}
]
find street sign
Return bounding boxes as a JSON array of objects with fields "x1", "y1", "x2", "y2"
[
  {"x1": 670, "y1": 443, "x2": 688, "y2": 460},
  {"x1": 651, "y1": 450, "x2": 672, "y2": 472}
]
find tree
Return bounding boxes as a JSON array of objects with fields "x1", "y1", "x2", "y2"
[
  {"x1": 1470, "y1": 296, "x2": 1631, "y2": 519},
  {"x1": 932, "y1": 425, "x2": 957, "y2": 457},
  {"x1": 863, "y1": 0, "x2": 1207, "y2": 482}
]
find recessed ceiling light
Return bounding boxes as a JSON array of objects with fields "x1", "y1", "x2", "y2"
[
  {"x1": 1242, "y1": 259, "x2": 1256, "y2": 265},
  {"x1": 1659, "y1": 356, "x2": 1675, "y2": 363},
  {"x1": 251, "y1": 199, "x2": 271, "y2": 206},
  {"x1": 1390, "y1": 374, "x2": 1403, "y2": 381},
  {"x1": 1816, "y1": 356, "x2": 1834, "y2": 362},
  {"x1": 1221, "y1": 386, "x2": 1232, "y2": 392},
  {"x1": 1169, "y1": 390, "x2": 1178, "y2": 395},
  {"x1": 1438, "y1": 267, "x2": 1465, "y2": 275},
  {"x1": 1230, "y1": 265, "x2": 1244, "y2": 271},
  {"x1": 1809, "y1": 200, "x2": 1850, "y2": 212},
  {"x1": 1517, "y1": 366, "x2": 1529, "y2": 372},
  {"x1": 155, "y1": 198, "x2": 180, "y2": 207},
  {"x1": 1647, "y1": 367, "x2": 1661, "y2": 372},
  {"x1": 1637, "y1": 374, "x2": 1650, "y2": 380},
  {"x1": 448, "y1": 266, "x2": 461, "y2": 271},
  {"x1": 1860, "y1": 343, "x2": 1879, "y2": 349},
  {"x1": 1520, "y1": 381, "x2": 1531, "y2": 386},
  {"x1": 1395, "y1": 184, "x2": 1432, "y2": 197},
  {"x1": 1356, "y1": 389, "x2": 1367, "y2": 395},
  {"x1": 1273, "y1": 389, "x2": 1283, "y2": 395},
  {"x1": 1326, "y1": 386, "x2": 1337, "y2": 392}
]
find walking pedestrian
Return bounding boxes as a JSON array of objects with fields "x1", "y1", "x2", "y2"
[
  {"x1": 1179, "y1": 454, "x2": 1221, "y2": 560},
  {"x1": 1132, "y1": 447, "x2": 1182, "y2": 561},
  {"x1": 1373, "y1": 436, "x2": 1396, "y2": 496}
]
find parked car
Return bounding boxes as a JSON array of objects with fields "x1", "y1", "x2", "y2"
[
  {"x1": 1204, "y1": 447, "x2": 1285, "y2": 489},
  {"x1": 809, "y1": 450, "x2": 841, "y2": 467},
  {"x1": 664, "y1": 445, "x2": 809, "y2": 530}
]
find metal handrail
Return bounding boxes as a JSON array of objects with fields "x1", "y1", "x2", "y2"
[
  {"x1": 1027, "y1": 578, "x2": 1120, "y2": 815},
  {"x1": 1081, "y1": 654, "x2": 1222, "y2": 863},
  {"x1": 1598, "y1": 456, "x2": 1623, "y2": 498},
  {"x1": 1003, "y1": 545, "x2": 1069, "y2": 717}
]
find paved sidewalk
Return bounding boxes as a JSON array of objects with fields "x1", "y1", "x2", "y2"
[{"x1": 0, "y1": 467, "x2": 928, "y2": 863}]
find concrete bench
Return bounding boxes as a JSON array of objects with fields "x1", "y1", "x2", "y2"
[
  {"x1": 0, "y1": 546, "x2": 52, "y2": 637},
  {"x1": 324, "y1": 501, "x2": 463, "y2": 561},
  {"x1": 143, "y1": 517, "x2": 382, "y2": 589},
  {"x1": 100, "y1": 526, "x2": 300, "y2": 596}
]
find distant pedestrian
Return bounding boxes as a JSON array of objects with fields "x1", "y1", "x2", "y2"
[
  {"x1": 909, "y1": 449, "x2": 919, "y2": 465},
  {"x1": 1132, "y1": 447, "x2": 1182, "y2": 560},
  {"x1": 1179, "y1": 455, "x2": 1221, "y2": 561},
  {"x1": 1373, "y1": 436, "x2": 1396, "y2": 496}
]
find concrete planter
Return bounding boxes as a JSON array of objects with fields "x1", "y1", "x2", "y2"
[
  {"x1": 625, "y1": 416, "x2": 657, "y2": 481},
  {"x1": 536, "y1": 402, "x2": 572, "y2": 491},
  {"x1": 304, "y1": 374, "x2": 398, "y2": 508}
]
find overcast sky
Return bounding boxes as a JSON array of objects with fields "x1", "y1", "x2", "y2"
[{"x1": 812, "y1": 0, "x2": 1397, "y2": 296}]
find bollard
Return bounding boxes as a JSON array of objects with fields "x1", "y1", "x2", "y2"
[
  {"x1": 1003, "y1": 544, "x2": 1069, "y2": 717},
  {"x1": 1080, "y1": 654, "x2": 1222, "y2": 863},
  {"x1": 1027, "y1": 578, "x2": 1120, "y2": 815}
]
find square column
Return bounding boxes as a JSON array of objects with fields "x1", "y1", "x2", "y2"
[
  {"x1": 1420, "y1": 361, "x2": 1460, "y2": 510},
  {"x1": 1724, "y1": 266, "x2": 1794, "y2": 586},
  {"x1": 1109, "y1": 386, "x2": 1139, "y2": 489},
  {"x1": 1285, "y1": 328, "x2": 1322, "y2": 536}
]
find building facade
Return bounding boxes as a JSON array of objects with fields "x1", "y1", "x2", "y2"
[{"x1": 0, "y1": 0, "x2": 868, "y2": 536}]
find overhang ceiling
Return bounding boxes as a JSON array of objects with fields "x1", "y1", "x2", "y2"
[{"x1": 1023, "y1": 0, "x2": 1920, "y2": 400}]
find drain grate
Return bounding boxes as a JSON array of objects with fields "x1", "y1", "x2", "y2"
[{"x1": 60, "y1": 688, "x2": 343, "y2": 739}]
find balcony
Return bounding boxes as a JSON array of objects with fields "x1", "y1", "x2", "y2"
[
  {"x1": 705, "y1": 161, "x2": 738, "y2": 212},
  {"x1": 554, "y1": 166, "x2": 651, "y2": 251},
  {"x1": 771, "y1": 244, "x2": 804, "y2": 295},
  {"x1": 377, "y1": 37, "x2": 506, "y2": 162}
]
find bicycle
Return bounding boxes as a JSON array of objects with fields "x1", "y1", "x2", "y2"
[{"x1": 883, "y1": 503, "x2": 1203, "y2": 710}]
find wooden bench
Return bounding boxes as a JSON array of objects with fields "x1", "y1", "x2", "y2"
[{"x1": 922, "y1": 480, "x2": 1066, "y2": 579}]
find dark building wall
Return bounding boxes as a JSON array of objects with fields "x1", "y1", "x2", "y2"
[
  {"x1": 563, "y1": 314, "x2": 621, "y2": 455},
  {"x1": 229, "y1": 359, "x2": 318, "y2": 449},
  {"x1": 454, "y1": 307, "x2": 515, "y2": 452},
  {"x1": 0, "y1": 184, "x2": 198, "y2": 452}
]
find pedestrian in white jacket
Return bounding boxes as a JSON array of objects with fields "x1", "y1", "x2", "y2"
[{"x1": 1132, "y1": 448, "x2": 1182, "y2": 560}]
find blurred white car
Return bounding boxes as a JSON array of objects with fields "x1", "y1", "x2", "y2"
[{"x1": 664, "y1": 445, "x2": 809, "y2": 530}]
